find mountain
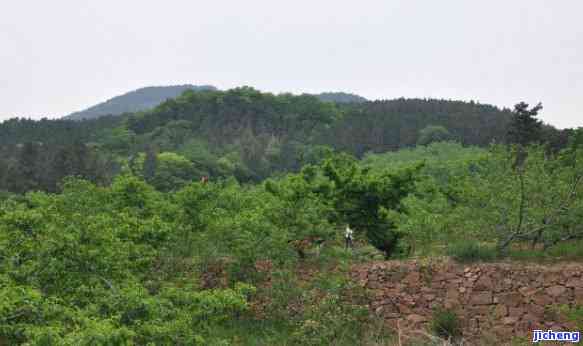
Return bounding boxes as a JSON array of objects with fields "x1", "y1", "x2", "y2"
[
  {"x1": 64, "y1": 85, "x2": 217, "y2": 120},
  {"x1": 314, "y1": 92, "x2": 368, "y2": 103},
  {"x1": 0, "y1": 87, "x2": 572, "y2": 193}
]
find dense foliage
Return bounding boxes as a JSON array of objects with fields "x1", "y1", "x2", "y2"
[{"x1": 1, "y1": 87, "x2": 574, "y2": 194}]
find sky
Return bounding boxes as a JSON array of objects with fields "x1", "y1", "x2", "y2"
[{"x1": 1, "y1": 1, "x2": 582, "y2": 128}]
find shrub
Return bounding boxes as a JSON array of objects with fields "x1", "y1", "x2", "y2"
[
  {"x1": 430, "y1": 308, "x2": 462, "y2": 340},
  {"x1": 447, "y1": 241, "x2": 497, "y2": 263}
]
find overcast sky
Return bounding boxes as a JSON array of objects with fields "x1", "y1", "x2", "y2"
[{"x1": 1, "y1": 1, "x2": 581, "y2": 128}]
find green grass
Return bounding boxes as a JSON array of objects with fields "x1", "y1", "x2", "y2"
[
  {"x1": 429, "y1": 308, "x2": 462, "y2": 341},
  {"x1": 208, "y1": 318, "x2": 295, "y2": 345},
  {"x1": 506, "y1": 239, "x2": 583, "y2": 262}
]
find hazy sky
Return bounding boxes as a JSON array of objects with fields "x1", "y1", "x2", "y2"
[{"x1": 1, "y1": 1, "x2": 582, "y2": 128}]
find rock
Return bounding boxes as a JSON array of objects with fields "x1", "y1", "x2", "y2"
[
  {"x1": 532, "y1": 292, "x2": 553, "y2": 306},
  {"x1": 503, "y1": 316, "x2": 518, "y2": 325},
  {"x1": 404, "y1": 272, "x2": 421, "y2": 285},
  {"x1": 444, "y1": 299, "x2": 459, "y2": 309},
  {"x1": 574, "y1": 289, "x2": 583, "y2": 304},
  {"x1": 385, "y1": 312, "x2": 401, "y2": 319},
  {"x1": 447, "y1": 288, "x2": 460, "y2": 300},
  {"x1": 470, "y1": 292, "x2": 492, "y2": 305},
  {"x1": 508, "y1": 307, "x2": 525, "y2": 318},
  {"x1": 494, "y1": 304, "x2": 508, "y2": 318},
  {"x1": 521, "y1": 313, "x2": 542, "y2": 326},
  {"x1": 469, "y1": 305, "x2": 490, "y2": 316},
  {"x1": 469, "y1": 318, "x2": 480, "y2": 333},
  {"x1": 407, "y1": 314, "x2": 427, "y2": 324},
  {"x1": 420, "y1": 287, "x2": 433, "y2": 293},
  {"x1": 474, "y1": 276, "x2": 493, "y2": 290},
  {"x1": 543, "y1": 272, "x2": 562, "y2": 285},
  {"x1": 367, "y1": 280, "x2": 382, "y2": 289},
  {"x1": 566, "y1": 278, "x2": 583, "y2": 288},
  {"x1": 545, "y1": 285, "x2": 567, "y2": 297},
  {"x1": 498, "y1": 292, "x2": 523, "y2": 307},
  {"x1": 398, "y1": 303, "x2": 413, "y2": 314},
  {"x1": 493, "y1": 326, "x2": 515, "y2": 338},
  {"x1": 424, "y1": 294, "x2": 436, "y2": 301},
  {"x1": 518, "y1": 286, "x2": 539, "y2": 297},
  {"x1": 526, "y1": 304, "x2": 545, "y2": 319}
]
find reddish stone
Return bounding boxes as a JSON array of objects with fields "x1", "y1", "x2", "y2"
[
  {"x1": 385, "y1": 312, "x2": 401, "y2": 319},
  {"x1": 446, "y1": 288, "x2": 460, "y2": 300},
  {"x1": 574, "y1": 288, "x2": 583, "y2": 304},
  {"x1": 474, "y1": 275, "x2": 494, "y2": 290},
  {"x1": 508, "y1": 307, "x2": 525, "y2": 318},
  {"x1": 420, "y1": 286, "x2": 433, "y2": 293},
  {"x1": 555, "y1": 294, "x2": 571, "y2": 305},
  {"x1": 518, "y1": 286, "x2": 539, "y2": 297},
  {"x1": 470, "y1": 292, "x2": 492, "y2": 305},
  {"x1": 522, "y1": 313, "x2": 542, "y2": 325},
  {"x1": 424, "y1": 294, "x2": 436, "y2": 301},
  {"x1": 494, "y1": 304, "x2": 508, "y2": 318},
  {"x1": 444, "y1": 299, "x2": 459, "y2": 309},
  {"x1": 498, "y1": 292, "x2": 523, "y2": 307},
  {"x1": 565, "y1": 278, "x2": 583, "y2": 288},
  {"x1": 493, "y1": 326, "x2": 515, "y2": 338},
  {"x1": 531, "y1": 292, "x2": 553, "y2": 306},
  {"x1": 404, "y1": 272, "x2": 421, "y2": 285},
  {"x1": 545, "y1": 285, "x2": 567, "y2": 297},
  {"x1": 543, "y1": 272, "x2": 562, "y2": 285},
  {"x1": 367, "y1": 280, "x2": 382, "y2": 289},
  {"x1": 406, "y1": 314, "x2": 427, "y2": 324},
  {"x1": 502, "y1": 316, "x2": 518, "y2": 325},
  {"x1": 398, "y1": 303, "x2": 413, "y2": 314},
  {"x1": 526, "y1": 304, "x2": 545, "y2": 319}
]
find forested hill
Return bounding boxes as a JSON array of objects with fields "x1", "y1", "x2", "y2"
[
  {"x1": 313, "y1": 92, "x2": 368, "y2": 103},
  {"x1": 64, "y1": 85, "x2": 217, "y2": 120},
  {"x1": 64, "y1": 85, "x2": 366, "y2": 122},
  {"x1": 0, "y1": 87, "x2": 571, "y2": 193}
]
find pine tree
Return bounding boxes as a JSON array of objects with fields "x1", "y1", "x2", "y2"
[{"x1": 507, "y1": 102, "x2": 543, "y2": 146}]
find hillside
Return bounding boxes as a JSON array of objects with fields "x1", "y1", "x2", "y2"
[
  {"x1": 313, "y1": 92, "x2": 368, "y2": 103},
  {"x1": 64, "y1": 85, "x2": 217, "y2": 120},
  {"x1": 0, "y1": 87, "x2": 572, "y2": 193}
]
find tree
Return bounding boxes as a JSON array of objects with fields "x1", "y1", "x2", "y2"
[
  {"x1": 143, "y1": 145, "x2": 158, "y2": 183},
  {"x1": 137, "y1": 152, "x2": 197, "y2": 192},
  {"x1": 417, "y1": 125, "x2": 453, "y2": 146},
  {"x1": 13, "y1": 142, "x2": 41, "y2": 193},
  {"x1": 507, "y1": 102, "x2": 543, "y2": 146},
  {"x1": 316, "y1": 153, "x2": 419, "y2": 258}
]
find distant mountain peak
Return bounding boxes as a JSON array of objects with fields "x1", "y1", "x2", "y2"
[{"x1": 64, "y1": 84, "x2": 217, "y2": 120}]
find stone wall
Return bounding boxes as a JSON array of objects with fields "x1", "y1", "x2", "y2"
[{"x1": 351, "y1": 260, "x2": 583, "y2": 342}]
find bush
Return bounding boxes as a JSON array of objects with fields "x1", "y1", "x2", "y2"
[
  {"x1": 447, "y1": 241, "x2": 497, "y2": 263},
  {"x1": 430, "y1": 308, "x2": 462, "y2": 340}
]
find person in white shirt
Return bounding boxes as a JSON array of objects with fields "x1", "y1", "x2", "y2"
[{"x1": 345, "y1": 225, "x2": 354, "y2": 250}]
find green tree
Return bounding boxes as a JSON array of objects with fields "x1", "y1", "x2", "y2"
[
  {"x1": 417, "y1": 125, "x2": 453, "y2": 146},
  {"x1": 142, "y1": 145, "x2": 158, "y2": 183},
  {"x1": 315, "y1": 153, "x2": 419, "y2": 258},
  {"x1": 507, "y1": 102, "x2": 543, "y2": 146}
]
